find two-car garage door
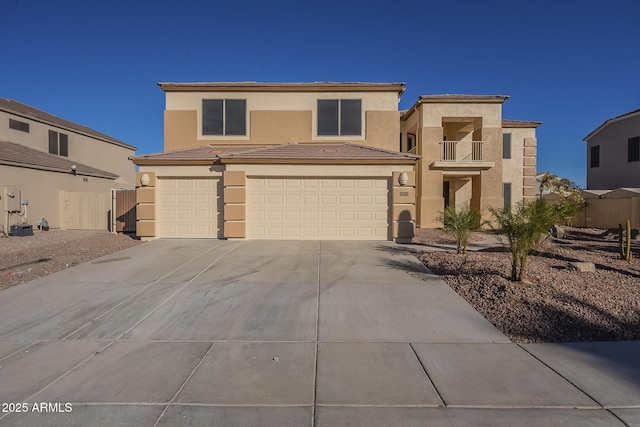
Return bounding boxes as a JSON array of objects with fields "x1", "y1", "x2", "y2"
[
  {"x1": 247, "y1": 178, "x2": 390, "y2": 240},
  {"x1": 156, "y1": 177, "x2": 390, "y2": 240}
]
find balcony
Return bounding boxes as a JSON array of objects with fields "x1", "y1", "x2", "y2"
[
  {"x1": 440, "y1": 140, "x2": 483, "y2": 161},
  {"x1": 431, "y1": 140, "x2": 494, "y2": 175}
]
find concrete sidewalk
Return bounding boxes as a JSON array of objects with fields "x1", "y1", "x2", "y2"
[{"x1": 0, "y1": 240, "x2": 637, "y2": 426}]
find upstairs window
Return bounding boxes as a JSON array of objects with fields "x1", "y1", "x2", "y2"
[
  {"x1": 202, "y1": 99, "x2": 246, "y2": 136},
  {"x1": 628, "y1": 137, "x2": 640, "y2": 162},
  {"x1": 502, "y1": 133, "x2": 511, "y2": 159},
  {"x1": 590, "y1": 145, "x2": 600, "y2": 168},
  {"x1": 318, "y1": 99, "x2": 361, "y2": 136},
  {"x1": 9, "y1": 118, "x2": 30, "y2": 133},
  {"x1": 49, "y1": 130, "x2": 68, "y2": 157}
]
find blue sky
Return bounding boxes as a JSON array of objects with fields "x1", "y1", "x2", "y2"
[{"x1": 2, "y1": 0, "x2": 639, "y2": 187}]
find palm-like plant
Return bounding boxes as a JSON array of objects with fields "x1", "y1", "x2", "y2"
[
  {"x1": 489, "y1": 199, "x2": 557, "y2": 282},
  {"x1": 439, "y1": 205, "x2": 481, "y2": 254}
]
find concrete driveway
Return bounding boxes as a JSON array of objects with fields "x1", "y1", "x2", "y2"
[{"x1": 0, "y1": 240, "x2": 637, "y2": 426}]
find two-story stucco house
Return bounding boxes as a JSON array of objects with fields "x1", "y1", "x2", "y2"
[
  {"x1": 0, "y1": 99, "x2": 137, "y2": 232},
  {"x1": 131, "y1": 82, "x2": 540, "y2": 241},
  {"x1": 584, "y1": 108, "x2": 640, "y2": 190}
]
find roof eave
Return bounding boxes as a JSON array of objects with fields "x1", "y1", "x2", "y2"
[
  {"x1": 418, "y1": 95, "x2": 509, "y2": 104},
  {"x1": 130, "y1": 158, "x2": 220, "y2": 166},
  {"x1": 584, "y1": 109, "x2": 640, "y2": 141},
  {"x1": 158, "y1": 82, "x2": 406, "y2": 94},
  {"x1": 502, "y1": 120, "x2": 542, "y2": 129},
  {"x1": 219, "y1": 158, "x2": 418, "y2": 165}
]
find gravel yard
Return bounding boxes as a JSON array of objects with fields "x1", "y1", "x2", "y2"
[
  {"x1": 415, "y1": 227, "x2": 640, "y2": 343},
  {"x1": 0, "y1": 229, "x2": 142, "y2": 290}
]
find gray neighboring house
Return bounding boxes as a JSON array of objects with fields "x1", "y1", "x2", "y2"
[
  {"x1": 584, "y1": 108, "x2": 640, "y2": 190},
  {"x1": 0, "y1": 99, "x2": 137, "y2": 232}
]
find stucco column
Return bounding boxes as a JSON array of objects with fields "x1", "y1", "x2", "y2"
[
  {"x1": 392, "y1": 171, "x2": 416, "y2": 243},
  {"x1": 523, "y1": 137, "x2": 538, "y2": 200},
  {"x1": 416, "y1": 126, "x2": 444, "y2": 228},
  {"x1": 223, "y1": 171, "x2": 246, "y2": 238},
  {"x1": 135, "y1": 171, "x2": 156, "y2": 239},
  {"x1": 477, "y1": 127, "x2": 503, "y2": 221}
]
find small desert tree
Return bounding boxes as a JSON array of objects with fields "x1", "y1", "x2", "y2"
[
  {"x1": 438, "y1": 205, "x2": 481, "y2": 254},
  {"x1": 489, "y1": 199, "x2": 557, "y2": 282},
  {"x1": 539, "y1": 173, "x2": 585, "y2": 226}
]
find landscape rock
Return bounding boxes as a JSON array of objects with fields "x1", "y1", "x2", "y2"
[
  {"x1": 551, "y1": 225, "x2": 565, "y2": 239},
  {"x1": 568, "y1": 261, "x2": 596, "y2": 272}
]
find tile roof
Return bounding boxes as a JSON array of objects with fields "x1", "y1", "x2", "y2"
[
  {"x1": 0, "y1": 99, "x2": 136, "y2": 150},
  {"x1": 0, "y1": 140, "x2": 118, "y2": 179},
  {"x1": 131, "y1": 143, "x2": 420, "y2": 165},
  {"x1": 130, "y1": 145, "x2": 255, "y2": 164}
]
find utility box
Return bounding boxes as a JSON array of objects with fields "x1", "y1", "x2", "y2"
[
  {"x1": 2, "y1": 186, "x2": 21, "y2": 213},
  {"x1": 10, "y1": 224, "x2": 33, "y2": 237}
]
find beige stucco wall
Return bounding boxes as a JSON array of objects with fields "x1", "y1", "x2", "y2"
[
  {"x1": 419, "y1": 103, "x2": 502, "y2": 129},
  {"x1": 137, "y1": 164, "x2": 225, "y2": 178},
  {"x1": 574, "y1": 197, "x2": 640, "y2": 229},
  {"x1": 163, "y1": 90, "x2": 400, "y2": 151},
  {"x1": 224, "y1": 164, "x2": 413, "y2": 177},
  {"x1": 502, "y1": 127, "x2": 537, "y2": 205},
  {"x1": 1, "y1": 111, "x2": 136, "y2": 188},
  {"x1": 0, "y1": 165, "x2": 115, "y2": 231}
]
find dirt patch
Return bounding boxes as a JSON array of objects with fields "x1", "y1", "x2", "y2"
[
  {"x1": 0, "y1": 230, "x2": 142, "y2": 290},
  {"x1": 415, "y1": 228, "x2": 640, "y2": 343}
]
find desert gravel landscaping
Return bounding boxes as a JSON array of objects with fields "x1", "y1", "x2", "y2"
[
  {"x1": 0, "y1": 230, "x2": 142, "y2": 290},
  {"x1": 415, "y1": 227, "x2": 640, "y2": 343}
]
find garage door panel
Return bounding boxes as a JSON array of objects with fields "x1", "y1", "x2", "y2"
[
  {"x1": 157, "y1": 178, "x2": 221, "y2": 238},
  {"x1": 248, "y1": 177, "x2": 389, "y2": 240}
]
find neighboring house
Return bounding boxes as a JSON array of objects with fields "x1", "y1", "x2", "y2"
[
  {"x1": 0, "y1": 99, "x2": 137, "y2": 232},
  {"x1": 131, "y1": 82, "x2": 540, "y2": 241},
  {"x1": 584, "y1": 108, "x2": 640, "y2": 190}
]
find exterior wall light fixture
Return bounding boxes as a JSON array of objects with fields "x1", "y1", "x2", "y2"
[
  {"x1": 140, "y1": 174, "x2": 150, "y2": 186},
  {"x1": 398, "y1": 172, "x2": 409, "y2": 186}
]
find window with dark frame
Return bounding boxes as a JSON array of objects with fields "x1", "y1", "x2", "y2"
[
  {"x1": 503, "y1": 182, "x2": 512, "y2": 207},
  {"x1": 317, "y1": 99, "x2": 362, "y2": 136},
  {"x1": 9, "y1": 118, "x2": 30, "y2": 133},
  {"x1": 590, "y1": 145, "x2": 600, "y2": 168},
  {"x1": 502, "y1": 133, "x2": 511, "y2": 159},
  {"x1": 48, "y1": 130, "x2": 69, "y2": 157},
  {"x1": 202, "y1": 99, "x2": 246, "y2": 136},
  {"x1": 408, "y1": 133, "x2": 416, "y2": 151},
  {"x1": 628, "y1": 137, "x2": 640, "y2": 162}
]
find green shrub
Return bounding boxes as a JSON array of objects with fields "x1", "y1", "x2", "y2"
[
  {"x1": 489, "y1": 199, "x2": 557, "y2": 282},
  {"x1": 438, "y1": 205, "x2": 481, "y2": 254}
]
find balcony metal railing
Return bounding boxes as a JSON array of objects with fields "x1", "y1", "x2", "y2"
[{"x1": 440, "y1": 140, "x2": 484, "y2": 161}]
